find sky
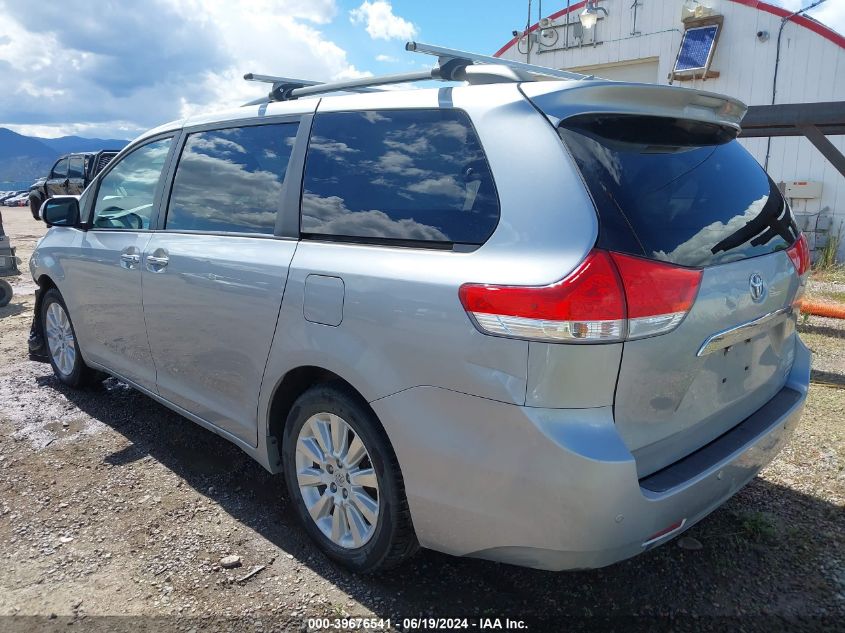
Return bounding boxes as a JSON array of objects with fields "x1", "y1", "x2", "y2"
[{"x1": 0, "y1": 0, "x2": 842, "y2": 140}]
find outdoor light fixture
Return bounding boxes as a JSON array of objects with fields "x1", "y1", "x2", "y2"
[{"x1": 580, "y1": 0, "x2": 608, "y2": 29}]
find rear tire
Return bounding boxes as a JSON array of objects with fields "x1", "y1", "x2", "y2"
[
  {"x1": 282, "y1": 382, "x2": 418, "y2": 573},
  {"x1": 41, "y1": 288, "x2": 99, "y2": 388}
]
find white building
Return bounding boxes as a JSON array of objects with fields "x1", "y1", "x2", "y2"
[{"x1": 496, "y1": 0, "x2": 845, "y2": 260}]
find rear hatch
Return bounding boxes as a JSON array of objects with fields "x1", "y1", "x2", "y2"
[{"x1": 523, "y1": 83, "x2": 806, "y2": 477}]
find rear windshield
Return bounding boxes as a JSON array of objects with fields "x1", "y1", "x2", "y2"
[{"x1": 559, "y1": 115, "x2": 799, "y2": 267}]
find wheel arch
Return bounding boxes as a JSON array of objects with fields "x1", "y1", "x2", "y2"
[
  {"x1": 33, "y1": 273, "x2": 58, "y2": 321},
  {"x1": 34, "y1": 273, "x2": 58, "y2": 315},
  {"x1": 263, "y1": 365, "x2": 392, "y2": 472},
  {"x1": 36, "y1": 273, "x2": 57, "y2": 291}
]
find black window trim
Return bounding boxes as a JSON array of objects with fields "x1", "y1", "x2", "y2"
[
  {"x1": 298, "y1": 107, "x2": 501, "y2": 252},
  {"x1": 85, "y1": 132, "x2": 180, "y2": 233},
  {"x1": 157, "y1": 114, "x2": 308, "y2": 239},
  {"x1": 300, "y1": 232, "x2": 457, "y2": 251}
]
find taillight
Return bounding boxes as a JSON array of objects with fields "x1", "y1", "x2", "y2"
[
  {"x1": 787, "y1": 234, "x2": 810, "y2": 306},
  {"x1": 459, "y1": 249, "x2": 702, "y2": 343},
  {"x1": 610, "y1": 252, "x2": 702, "y2": 339},
  {"x1": 786, "y1": 233, "x2": 810, "y2": 276},
  {"x1": 459, "y1": 251, "x2": 625, "y2": 342}
]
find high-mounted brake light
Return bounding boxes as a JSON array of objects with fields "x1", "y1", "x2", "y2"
[
  {"x1": 459, "y1": 249, "x2": 703, "y2": 343},
  {"x1": 786, "y1": 233, "x2": 810, "y2": 277}
]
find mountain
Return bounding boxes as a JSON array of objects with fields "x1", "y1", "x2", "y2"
[
  {"x1": 38, "y1": 135, "x2": 129, "y2": 154},
  {"x1": 0, "y1": 128, "x2": 57, "y2": 160},
  {"x1": 0, "y1": 127, "x2": 129, "y2": 184},
  {"x1": 0, "y1": 128, "x2": 57, "y2": 183}
]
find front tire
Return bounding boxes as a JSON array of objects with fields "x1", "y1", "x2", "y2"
[
  {"x1": 282, "y1": 383, "x2": 417, "y2": 573},
  {"x1": 29, "y1": 194, "x2": 43, "y2": 221},
  {"x1": 41, "y1": 289, "x2": 99, "y2": 388}
]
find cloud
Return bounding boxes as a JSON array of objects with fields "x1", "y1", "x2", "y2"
[
  {"x1": 189, "y1": 136, "x2": 247, "y2": 155},
  {"x1": 775, "y1": 0, "x2": 845, "y2": 34},
  {"x1": 375, "y1": 54, "x2": 398, "y2": 63},
  {"x1": 384, "y1": 134, "x2": 431, "y2": 154},
  {"x1": 1, "y1": 0, "x2": 228, "y2": 97},
  {"x1": 301, "y1": 192, "x2": 448, "y2": 241},
  {"x1": 107, "y1": 141, "x2": 172, "y2": 192},
  {"x1": 308, "y1": 136, "x2": 361, "y2": 159},
  {"x1": 362, "y1": 111, "x2": 390, "y2": 123},
  {"x1": 807, "y1": 2, "x2": 845, "y2": 35},
  {"x1": 349, "y1": 1, "x2": 418, "y2": 41},
  {"x1": 0, "y1": 0, "x2": 366, "y2": 138},
  {"x1": 406, "y1": 175, "x2": 466, "y2": 200},
  {"x1": 652, "y1": 195, "x2": 770, "y2": 266},
  {"x1": 167, "y1": 129, "x2": 293, "y2": 232},
  {"x1": 374, "y1": 150, "x2": 430, "y2": 177}
]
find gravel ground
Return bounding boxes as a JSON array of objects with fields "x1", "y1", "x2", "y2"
[{"x1": 1, "y1": 209, "x2": 844, "y2": 632}]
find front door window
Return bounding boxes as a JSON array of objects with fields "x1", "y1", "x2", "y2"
[{"x1": 92, "y1": 138, "x2": 172, "y2": 230}]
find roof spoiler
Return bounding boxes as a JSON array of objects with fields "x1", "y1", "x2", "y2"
[{"x1": 520, "y1": 81, "x2": 747, "y2": 132}]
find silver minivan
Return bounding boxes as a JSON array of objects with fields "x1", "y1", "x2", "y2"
[{"x1": 30, "y1": 72, "x2": 811, "y2": 572}]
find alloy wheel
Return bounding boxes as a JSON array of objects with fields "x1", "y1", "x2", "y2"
[
  {"x1": 45, "y1": 302, "x2": 76, "y2": 376},
  {"x1": 295, "y1": 412, "x2": 380, "y2": 549}
]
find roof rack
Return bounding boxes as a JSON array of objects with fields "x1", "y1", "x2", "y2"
[
  {"x1": 405, "y1": 42, "x2": 590, "y2": 81},
  {"x1": 241, "y1": 73, "x2": 387, "y2": 106},
  {"x1": 242, "y1": 41, "x2": 593, "y2": 105}
]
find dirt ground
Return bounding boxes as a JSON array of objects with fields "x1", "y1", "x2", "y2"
[{"x1": 0, "y1": 208, "x2": 843, "y2": 631}]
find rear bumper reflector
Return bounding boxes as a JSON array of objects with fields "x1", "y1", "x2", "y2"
[{"x1": 642, "y1": 518, "x2": 687, "y2": 547}]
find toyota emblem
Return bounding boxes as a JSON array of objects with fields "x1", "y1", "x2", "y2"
[{"x1": 749, "y1": 273, "x2": 766, "y2": 302}]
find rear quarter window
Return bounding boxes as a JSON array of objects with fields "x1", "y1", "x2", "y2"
[
  {"x1": 558, "y1": 114, "x2": 799, "y2": 267},
  {"x1": 301, "y1": 109, "x2": 500, "y2": 247}
]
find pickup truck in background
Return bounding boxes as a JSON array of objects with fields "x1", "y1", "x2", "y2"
[{"x1": 28, "y1": 150, "x2": 120, "y2": 220}]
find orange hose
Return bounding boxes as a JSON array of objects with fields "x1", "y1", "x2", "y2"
[{"x1": 796, "y1": 299, "x2": 845, "y2": 319}]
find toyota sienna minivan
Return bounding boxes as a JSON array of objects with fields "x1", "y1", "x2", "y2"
[{"x1": 30, "y1": 74, "x2": 811, "y2": 573}]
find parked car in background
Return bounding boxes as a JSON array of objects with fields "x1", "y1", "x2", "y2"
[
  {"x1": 29, "y1": 75, "x2": 811, "y2": 573},
  {"x1": 28, "y1": 151, "x2": 120, "y2": 220},
  {"x1": 4, "y1": 191, "x2": 30, "y2": 207},
  {"x1": 0, "y1": 190, "x2": 25, "y2": 205}
]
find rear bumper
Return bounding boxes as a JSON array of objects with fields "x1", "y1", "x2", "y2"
[{"x1": 371, "y1": 337, "x2": 810, "y2": 570}]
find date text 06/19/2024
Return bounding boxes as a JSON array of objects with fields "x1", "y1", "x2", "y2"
[{"x1": 306, "y1": 617, "x2": 529, "y2": 630}]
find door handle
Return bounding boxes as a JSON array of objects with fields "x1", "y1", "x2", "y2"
[
  {"x1": 120, "y1": 252, "x2": 140, "y2": 268},
  {"x1": 145, "y1": 254, "x2": 169, "y2": 269},
  {"x1": 62, "y1": 178, "x2": 69, "y2": 188}
]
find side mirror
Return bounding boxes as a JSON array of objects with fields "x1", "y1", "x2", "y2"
[{"x1": 41, "y1": 197, "x2": 81, "y2": 227}]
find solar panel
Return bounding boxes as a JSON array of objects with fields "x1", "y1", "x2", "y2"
[{"x1": 674, "y1": 25, "x2": 719, "y2": 72}]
